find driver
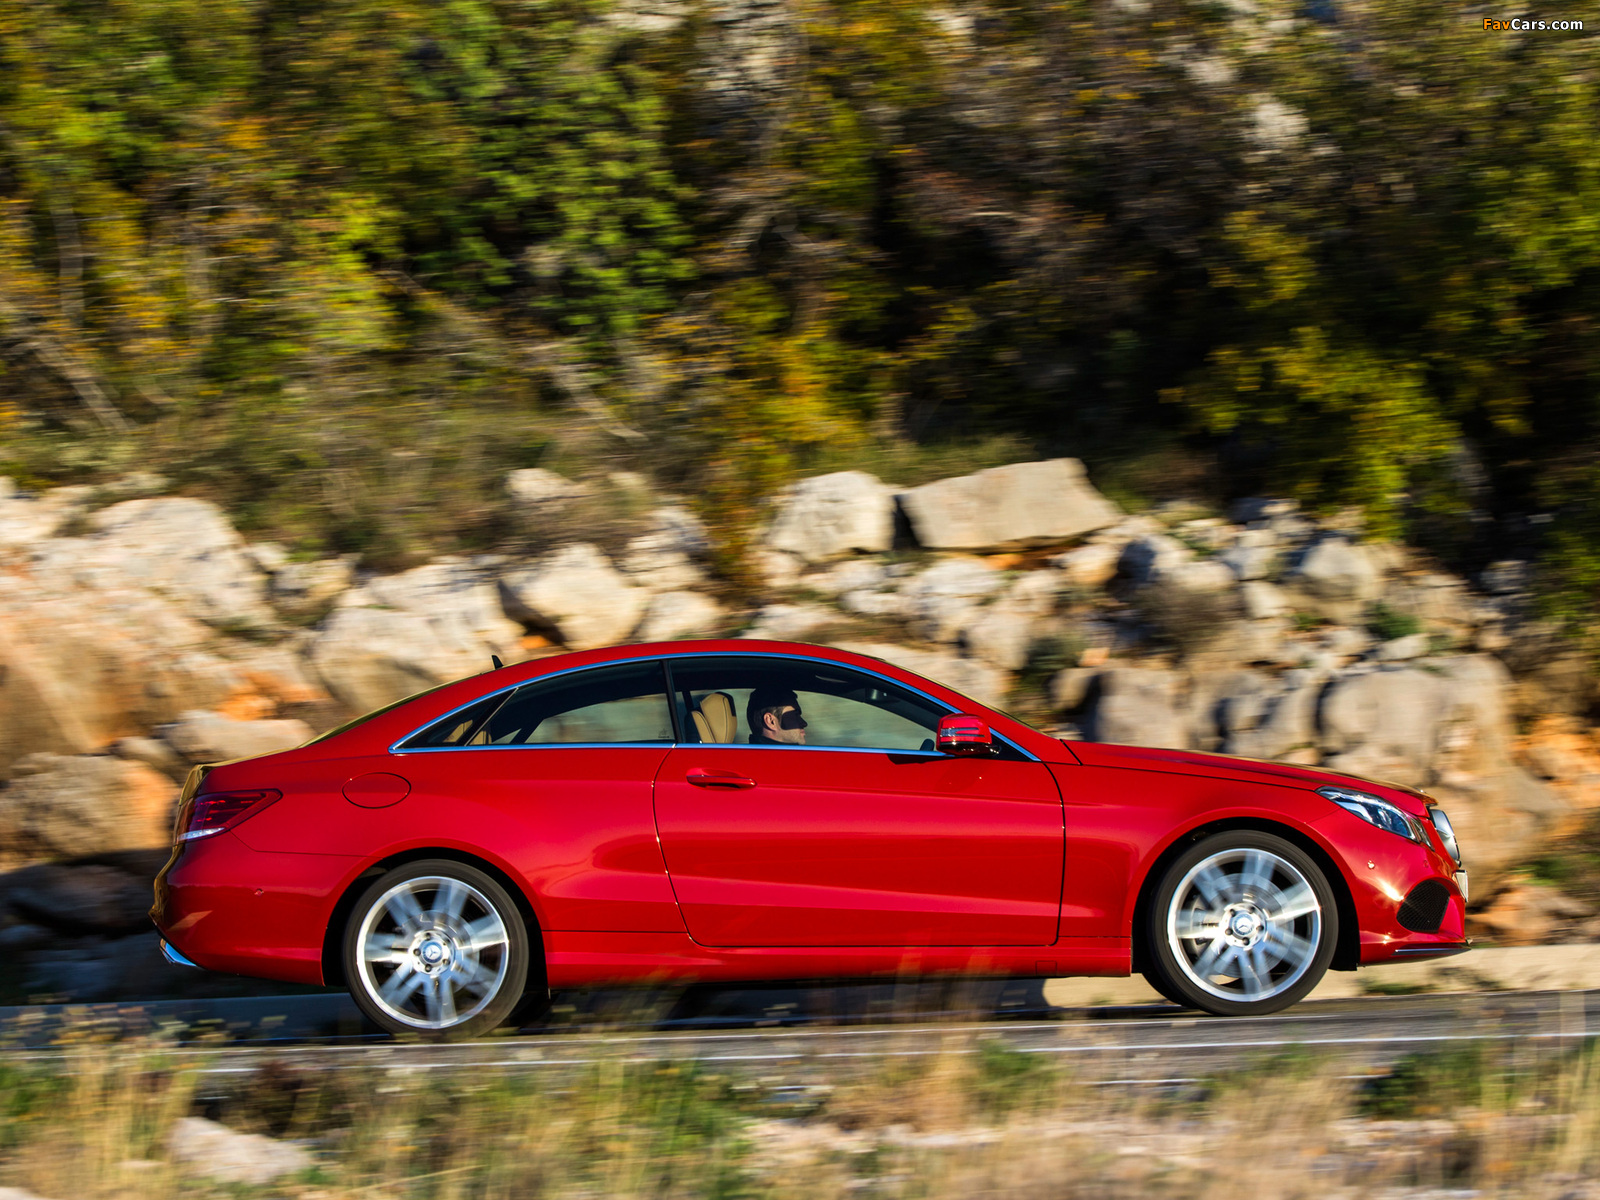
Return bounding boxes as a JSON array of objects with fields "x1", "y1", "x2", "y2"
[{"x1": 747, "y1": 686, "x2": 808, "y2": 745}]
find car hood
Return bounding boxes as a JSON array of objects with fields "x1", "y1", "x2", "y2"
[{"x1": 1066, "y1": 741, "x2": 1431, "y2": 815}]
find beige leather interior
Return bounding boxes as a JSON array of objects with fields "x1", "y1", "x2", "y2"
[{"x1": 690, "y1": 692, "x2": 738, "y2": 743}]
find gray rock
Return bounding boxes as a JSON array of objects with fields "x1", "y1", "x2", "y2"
[
  {"x1": 839, "y1": 589, "x2": 909, "y2": 618},
  {"x1": 6, "y1": 863, "x2": 154, "y2": 934},
  {"x1": 505, "y1": 467, "x2": 589, "y2": 509},
  {"x1": 899, "y1": 459, "x2": 1120, "y2": 551},
  {"x1": 1165, "y1": 559, "x2": 1236, "y2": 594},
  {"x1": 755, "y1": 549, "x2": 804, "y2": 589},
  {"x1": 1088, "y1": 669, "x2": 1189, "y2": 748},
  {"x1": 1218, "y1": 540, "x2": 1278, "y2": 581},
  {"x1": 742, "y1": 603, "x2": 834, "y2": 641},
  {"x1": 901, "y1": 558, "x2": 1005, "y2": 642},
  {"x1": 1375, "y1": 632, "x2": 1431, "y2": 661},
  {"x1": 0, "y1": 485, "x2": 92, "y2": 549},
  {"x1": 830, "y1": 642, "x2": 1010, "y2": 710},
  {"x1": 1220, "y1": 671, "x2": 1326, "y2": 762},
  {"x1": 1286, "y1": 536, "x2": 1382, "y2": 621},
  {"x1": 1240, "y1": 580, "x2": 1291, "y2": 621},
  {"x1": 802, "y1": 559, "x2": 889, "y2": 598},
  {"x1": 268, "y1": 556, "x2": 355, "y2": 616},
  {"x1": 1481, "y1": 560, "x2": 1531, "y2": 595},
  {"x1": 634, "y1": 591, "x2": 724, "y2": 641},
  {"x1": 157, "y1": 711, "x2": 313, "y2": 764},
  {"x1": 766, "y1": 471, "x2": 896, "y2": 563},
  {"x1": 109, "y1": 737, "x2": 189, "y2": 782},
  {"x1": 1050, "y1": 542, "x2": 1121, "y2": 589},
  {"x1": 960, "y1": 601, "x2": 1040, "y2": 672},
  {"x1": 1229, "y1": 497, "x2": 1299, "y2": 525},
  {"x1": 1049, "y1": 667, "x2": 1100, "y2": 712},
  {"x1": 0, "y1": 755, "x2": 175, "y2": 863},
  {"x1": 619, "y1": 504, "x2": 711, "y2": 592},
  {"x1": 309, "y1": 558, "x2": 524, "y2": 714},
  {"x1": 87, "y1": 497, "x2": 274, "y2": 629},
  {"x1": 500, "y1": 544, "x2": 648, "y2": 651},
  {"x1": 1118, "y1": 534, "x2": 1191, "y2": 585},
  {"x1": 168, "y1": 1117, "x2": 315, "y2": 1186}
]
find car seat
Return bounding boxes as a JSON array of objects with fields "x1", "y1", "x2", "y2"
[{"x1": 690, "y1": 692, "x2": 738, "y2": 742}]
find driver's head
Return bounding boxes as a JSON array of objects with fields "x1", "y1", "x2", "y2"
[{"x1": 747, "y1": 686, "x2": 807, "y2": 745}]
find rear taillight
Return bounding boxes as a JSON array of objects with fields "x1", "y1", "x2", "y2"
[{"x1": 180, "y1": 789, "x2": 282, "y2": 842}]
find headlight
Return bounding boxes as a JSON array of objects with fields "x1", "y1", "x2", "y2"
[
  {"x1": 1317, "y1": 785, "x2": 1424, "y2": 844},
  {"x1": 1427, "y1": 805, "x2": 1463, "y2": 866}
]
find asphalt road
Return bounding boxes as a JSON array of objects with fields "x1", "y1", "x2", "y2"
[{"x1": 3, "y1": 986, "x2": 1597, "y2": 1086}]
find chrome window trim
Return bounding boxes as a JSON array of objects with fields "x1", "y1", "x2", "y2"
[{"x1": 387, "y1": 650, "x2": 1038, "y2": 762}]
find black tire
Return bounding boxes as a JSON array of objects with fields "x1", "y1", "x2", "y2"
[
  {"x1": 1145, "y1": 831, "x2": 1338, "y2": 1017},
  {"x1": 343, "y1": 859, "x2": 532, "y2": 1040}
]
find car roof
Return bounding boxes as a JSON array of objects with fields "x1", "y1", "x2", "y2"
[{"x1": 304, "y1": 639, "x2": 1075, "y2": 762}]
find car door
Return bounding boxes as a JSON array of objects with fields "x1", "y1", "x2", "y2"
[
  {"x1": 390, "y1": 658, "x2": 684, "y2": 933},
  {"x1": 651, "y1": 655, "x2": 1065, "y2": 947}
]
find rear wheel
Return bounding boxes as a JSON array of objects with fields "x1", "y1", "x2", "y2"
[
  {"x1": 1146, "y1": 832, "x2": 1337, "y2": 1017},
  {"x1": 344, "y1": 860, "x2": 531, "y2": 1040}
]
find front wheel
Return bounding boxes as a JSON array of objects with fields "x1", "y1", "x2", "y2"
[
  {"x1": 344, "y1": 860, "x2": 531, "y2": 1039},
  {"x1": 1145, "y1": 832, "x2": 1338, "y2": 1017}
]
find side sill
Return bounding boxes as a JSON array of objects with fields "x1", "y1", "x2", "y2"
[{"x1": 1390, "y1": 942, "x2": 1470, "y2": 959}]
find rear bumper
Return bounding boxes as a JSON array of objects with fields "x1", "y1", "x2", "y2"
[{"x1": 151, "y1": 831, "x2": 359, "y2": 985}]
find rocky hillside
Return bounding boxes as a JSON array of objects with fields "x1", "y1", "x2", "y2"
[{"x1": 1, "y1": 460, "x2": 1596, "y2": 1001}]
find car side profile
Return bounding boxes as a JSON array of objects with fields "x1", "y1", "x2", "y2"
[{"x1": 151, "y1": 640, "x2": 1468, "y2": 1037}]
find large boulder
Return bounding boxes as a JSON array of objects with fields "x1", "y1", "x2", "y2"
[
  {"x1": 620, "y1": 505, "x2": 711, "y2": 592},
  {"x1": 899, "y1": 459, "x2": 1120, "y2": 551},
  {"x1": 1317, "y1": 655, "x2": 1560, "y2": 877},
  {"x1": 308, "y1": 558, "x2": 524, "y2": 714},
  {"x1": 499, "y1": 544, "x2": 647, "y2": 651},
  {"x1": 3, "y1": 860, "x2": 163, "y2": 934},
  {"x1": 505, "y1": 467, "x2": 590, "y2": 510},
  {"x1": 634, "y1": 590, "x2": 724, "y2": 642},
  {"x1": 0, "y1": 560, "x2": 248, "y2": 777},
  {"x1": 0, "y1": 755, "x2": 175, "y2": 865},
  {"x1": 765, "y1": 471, "x2": 896, "y2": 563},
  {"x1": 1117, "y1": 534, "x2": 1191, "y2": 586},
  {"x1": 1087, "y1": 669, "x2": 1190, "y2": 748},
  {"x1": 83, "y1": 497, "x2": 274, "y2": 630},
  {"x1": 1286, "y1": 536, "x2": 1382, "y2": 621},
  {"x1": 157, "y1": 711, "x2": 313, "y2": 765}
]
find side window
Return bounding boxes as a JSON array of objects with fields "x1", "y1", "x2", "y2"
[
  {"x1": 402, "y1": 661, "x2": 673, "y2": 748},
  {"x1": 667, "y1": 657, "x2": 956, "y2": 753}
]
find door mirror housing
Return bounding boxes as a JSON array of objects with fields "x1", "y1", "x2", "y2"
[{"x1": 937, "y1": 714, "x2": 993, "y2": 756}]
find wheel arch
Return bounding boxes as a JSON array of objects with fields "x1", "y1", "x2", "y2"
[
  {"x1": 320, "y1": 847, "x2": 548, "y2": 990},
  {"x1": 1128, "y1": 817, "x2": 1361, "y2": 976}
]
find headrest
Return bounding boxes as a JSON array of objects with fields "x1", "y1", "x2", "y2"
[{"x1": 691, "y1": 691, "x2": 737, "y2": 743}]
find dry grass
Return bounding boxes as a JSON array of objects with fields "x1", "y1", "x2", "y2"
[{"x1": 7, "y1": 1033, "x2": 1600, "y2": 1198}]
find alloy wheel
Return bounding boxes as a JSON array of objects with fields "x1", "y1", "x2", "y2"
[
  {"x1": 355, "y1": 874, "x2": 512, "y2": 1030},
  {"x1": 1165, "y1": 846, "x2": 1323, "y2": 1004}
]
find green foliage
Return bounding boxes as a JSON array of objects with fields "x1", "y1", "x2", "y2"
[
  {"x1": 0, "y1": 0, "x2": 1599, "y2": 614},
  {"x1": 1366, "y1": 602, "x2": 1423, "y2": 643}
]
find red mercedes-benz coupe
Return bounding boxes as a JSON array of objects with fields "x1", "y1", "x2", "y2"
[{"x1": 151, "y1": 640, "x2": 1468, "y2": 1036}]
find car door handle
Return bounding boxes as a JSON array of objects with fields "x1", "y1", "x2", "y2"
[{"x1": 686, "y1": 768, "x2": 757, "y2": 789}]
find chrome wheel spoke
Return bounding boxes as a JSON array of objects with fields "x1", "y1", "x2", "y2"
[
  {"x1": 378, "y1": 961, "x2": 424, "y2": 1007},
  {"x1": 451, "y1": 958, "x2": 494, "y2": 996},
  {"x1": 363, "y1": 934, "x2": 408, "y2": 966},
  {"x1": 435, "y1": 880, "x2": 469, "y2": 924},
  {"x1": 1236, "y1": 947, "x2": 1267, "y2": 996},
  {"x1": 1174, "y1": 908, "x2": 1223, "y2": 940},
  {"x1": 385, "y1": 886, "x2": 425, "y2": 930},
  {"x1": 1240, "y1": 851, "x2": 1272, "y2": 899},
  {"x1": 1263, "y1": 925, "x2": 1313, "y2": 966},
  {"x1": 1193, "y1": 864, "x2": 1231, "y2": 907},
  {"x1": 1271, "y1": 882, "x2": 1319, "y2": 922},
  {"x1": 462, "y1": 914, "x2": 508, "y2": 954}
]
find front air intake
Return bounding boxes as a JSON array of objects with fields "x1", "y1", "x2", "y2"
[{"x1": 1398, "y1": 879, "x2": 1452, "y2": 933}]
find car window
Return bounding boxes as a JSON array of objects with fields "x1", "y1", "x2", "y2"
[
  {"x1": 401, "y1": 661, "x2": 674, "y2": 748},
  {"x1": 667, "y1": 655, "x2": 1020, "y2": 756}
]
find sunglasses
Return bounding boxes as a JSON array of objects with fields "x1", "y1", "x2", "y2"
[{"x1": 777, "y1": 709, "x2": 807, "y2": 730}]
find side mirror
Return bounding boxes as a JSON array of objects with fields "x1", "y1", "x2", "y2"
[{"x1": 937, "y1": 714, "x2": 993, "y2": 756}]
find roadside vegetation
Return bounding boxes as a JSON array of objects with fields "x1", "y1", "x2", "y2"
[
  {"x1": 7, "y1": 1033, "x2": 1600, "y2": 1196},
  {"x1": 3, "y1": 0, "x2": 1600, "y2": 622}
]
